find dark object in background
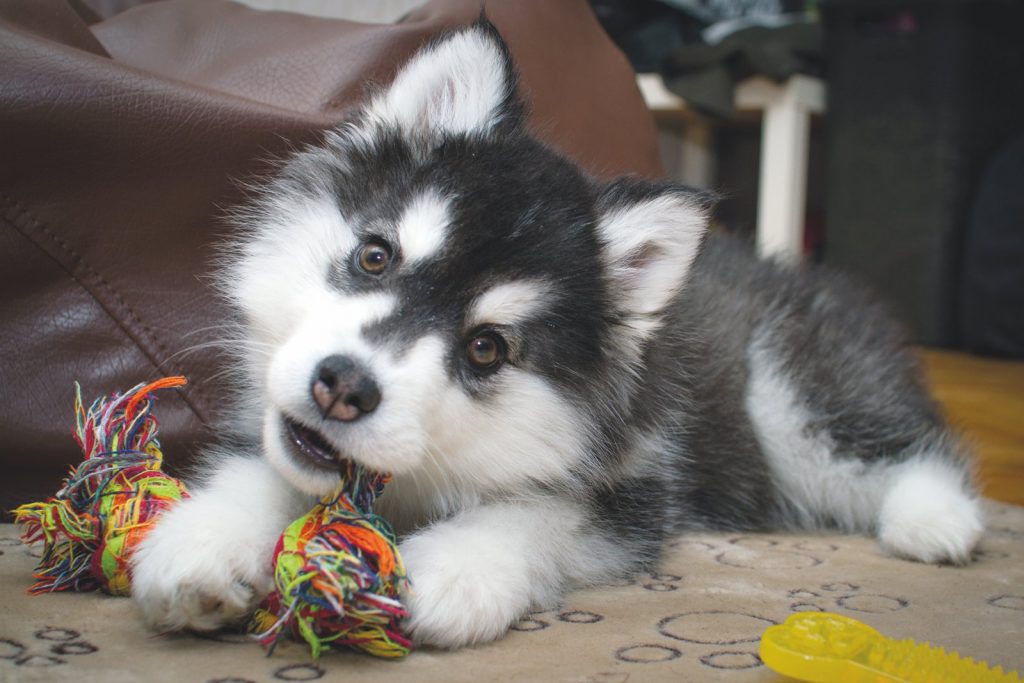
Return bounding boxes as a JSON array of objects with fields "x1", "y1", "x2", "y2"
[
  {"x1": 661, "y1": 15, "x2": 822, "y2": 117},
  {"x1": 821, "y1": 0, "x2": 1024, "y2": 350},
  {"x1": 591, "y1": 0, "x2": 812, "y2": 78},
  {"x1": 589, "y1": 0, "x2": 708, "y2": 73},
  {"x1": 960, "y1": 134, "x2": 1024, "y2": 358}
]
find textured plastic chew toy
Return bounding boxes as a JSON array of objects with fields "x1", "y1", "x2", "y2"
[
  {"x1": 14, "y1": 378, "x2": 410, "y2": 659},
  {"x1": 760, "y1": 612, "x2": 1021, "y2": 683}
]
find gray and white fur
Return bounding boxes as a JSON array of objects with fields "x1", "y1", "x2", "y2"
[{"x1": 130, "y1": 20, "x2": 983, "y2": 649}]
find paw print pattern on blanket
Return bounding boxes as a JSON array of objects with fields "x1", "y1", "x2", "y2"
[
  {"x1": 271, "y1": 663, "x2": 326, "y2": 681},
  {"x1": 613, "y1": 643, "x2": 682, "y2": 663},
  {"x1": 0, "y1": 626, "x2": 99, "y2": 668},
  {"x1": 787, "y1": 582, "x2": 910, "y2": 614},
  {"x1": 643, "y1": 573, "x2": 682, "y2": 592},
  {"x1": 656, "y1": 610, "x2": 777, "y2": 670},
  {"x1": 511, "y1": 608, "x2": 607, "y2": 632},
  {"x1": 988, "y1": 595, "x2": 1024, "y2": 611},
  {"x1": 512, "y1": 602, "x2": 776, "y2": 672},
  {"x1": 714, "y1": 536, "x2": 840, "y2": 569}
]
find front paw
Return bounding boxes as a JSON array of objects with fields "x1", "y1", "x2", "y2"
[
  {"x1": 131, "y1": 501, "x2": 273, "y2": 632},
  {"x1": 399, "y1": 529, "x2": 536, "y2": 649}
]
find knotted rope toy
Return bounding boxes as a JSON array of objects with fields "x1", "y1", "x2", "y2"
[
  {"x1": 14, "y1": 378, "x2": 410, "y2": 659},
  {"x1": 14, "y1": 377, "x2": 189, "y2": 595},
  {"x1": 250, "y1": 461, "x2": 410, "y2": 658}
]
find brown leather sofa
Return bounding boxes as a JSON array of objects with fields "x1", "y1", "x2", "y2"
[{"x1": 0, "y1": 0, "x2": 663, "y2": 511}]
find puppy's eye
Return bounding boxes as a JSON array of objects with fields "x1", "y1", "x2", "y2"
[
  {"x1": 467, "y1": 332, "x2": 505, "y2": 370},
  {"x1": 357, "y1": 241, "x2": 391, "y2": 274}
]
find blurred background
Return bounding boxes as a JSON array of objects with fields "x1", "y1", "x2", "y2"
[{"x1": 597, "y1": 0, "x2": 1024, "y2": 362}]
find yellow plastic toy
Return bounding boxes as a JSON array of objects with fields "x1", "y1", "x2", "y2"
[{"x1": 760, "y1": 612, "x2": 1021, "y2": 683}]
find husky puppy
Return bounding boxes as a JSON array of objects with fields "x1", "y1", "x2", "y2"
[{"x1": 131, "y1": 20, "x2": 983, "y2": 648}]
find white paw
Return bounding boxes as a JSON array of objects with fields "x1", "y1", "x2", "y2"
[
  {"x1": 131, "y1": 498, "x2": 273, "y2": 632},
  {"x1": 878, "y1": 462, "x2": 983, "y2": 565},
  {"x1": 399, "y1": 524, "x2": 538, "y2": 649}
]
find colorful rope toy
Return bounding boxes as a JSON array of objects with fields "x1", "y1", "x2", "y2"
[
  {"x1": 250, "y1": 461, "x2": 410, "y2": 658},
  {"x1": 14, "y1": 377, "x2": 189, "y2": 596},
  {"x1": 14, "y1": 378, "x2": 410, "y2": 659}
]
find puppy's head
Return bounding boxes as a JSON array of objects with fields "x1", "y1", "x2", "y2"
[{"x1": 224, "y1": 19, "x2": 708, "y2": 497}]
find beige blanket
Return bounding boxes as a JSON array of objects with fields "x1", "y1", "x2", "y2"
[{"x1": 2, "y1": 501, "x2": 1022, "y2": 682}]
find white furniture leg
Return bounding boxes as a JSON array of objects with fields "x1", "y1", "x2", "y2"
[
  {"x1": 638, "y1": 72, "x2": 826, "y2": 261},
  {"x1": 737, "y1": 75, "x2": 825, "y2": 262},
  {"x1": 679, "y1": 119, "x2": 715, "y2": 189}
]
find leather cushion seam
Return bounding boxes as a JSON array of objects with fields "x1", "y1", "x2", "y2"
[{"x1": 0, "y1": 190, "x2": 210, "y2": 425}]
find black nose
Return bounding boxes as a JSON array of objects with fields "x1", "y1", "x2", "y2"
[{"x1": 311, "y1": 355, "x2": 381, "y2": 422}]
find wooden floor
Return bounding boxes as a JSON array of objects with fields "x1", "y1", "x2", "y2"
[{"x1": 919, "y1": 348, "x2": 1024, "y2": 506}]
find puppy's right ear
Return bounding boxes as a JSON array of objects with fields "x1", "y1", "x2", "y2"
[{"x1": 366, "y1": 17, "x2": 524, "y2": 138}]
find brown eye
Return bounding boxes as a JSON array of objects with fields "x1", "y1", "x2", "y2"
[
  {"x1": 357, "y1": 242, "x2": 391, "y2": 274},
  {"x1": 467, "y1": 333, "x2": 504, "y2": 369}
]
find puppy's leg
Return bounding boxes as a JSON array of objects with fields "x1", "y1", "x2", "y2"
[
  {"x1": 401, "y1": 498, "x2": 629, "y2": 649},
  {"x1": 131, "y1": 454, "x2": 311, "y2": 631},
  {"x1": 876, "y1": 452, "x2": 982, "y2": 564},
  {"x1": 745, "y1": 341, "x2": 982, "y2": 564}
]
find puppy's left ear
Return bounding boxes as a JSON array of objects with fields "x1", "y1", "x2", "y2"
[
  {"x1": 367, "y1": 17, "x2": 523, "y2": 137},
  {"x1": 597, "y1": 180, "x2": 710, "y2": 339}
]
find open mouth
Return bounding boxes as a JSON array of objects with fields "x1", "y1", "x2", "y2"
[{"x1": 283, "y1": 416, "x2": 343, "y2": 470}]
